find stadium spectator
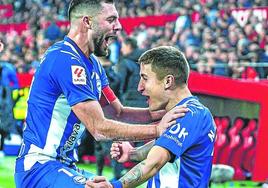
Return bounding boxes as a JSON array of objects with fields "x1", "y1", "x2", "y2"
[
  {"x1": 14, "y1": 1, "x2": 188, "y2": 188},
  {"x1": 117, "y1": 36, "x2": 147, "y2": 107},
  {"x1": 260, "y1": 44, "x2": 268, "y2": 78},
  {"x1": 0, "y1": 45, "x2": 19, "y2": 89},
  {"x1": 44, "y1": 16, "x2": 62, "y2": 42},
  {"x1": 87, "y1": 46, "x2": 216, "y2": 188},
  {"x1": 0, "y1": 40, "x2": 17, "y2": 164}
]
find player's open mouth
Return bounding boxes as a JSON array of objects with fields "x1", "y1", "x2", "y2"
[
  {"x1": 145, "y1": 96, "x2": 150, "y2": 104},
  {"x1": 104, "y1": 35, "x2": 117, "y2": 46}
]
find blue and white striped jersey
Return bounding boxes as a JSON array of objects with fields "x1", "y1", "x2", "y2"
[
  {"x1": 15, "y1": 36, "x2": 109, "y2": 172},
  {"x1": 147, "y1": 96, "x2": 216, "y2": 188}
]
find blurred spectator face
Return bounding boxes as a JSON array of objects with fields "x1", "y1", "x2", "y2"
[
  {"x1": 220, "y1": 51, "x2": 228, "y2": 62},
  {"x1": 1, "y1": 50, "x2": 11, "y2": 61},
  {"x1": 203, "y1": 41, "x2": 212, "y2": 50},
  {"x1": 244, "y1": 24, "x2": 254, "y2": 36},
  {"x1": 203, "y1": 29, "x2": 214, "y2": 42},
  {"x1": 249, "y1": 43, "x2": 259, "y2": 52},
  {"x1": 197, "y1": 60, "x2": 206, "y2": 73},
  {"x1": 265, "y1": 44, "x2": 268, "y2": 53},
  {"x1": 185, "y1": 46, "x2": 194, "y2": 58},
  {"x1": 25, "y1": 51, "x2": 34, "y2": 64},
  {"x1": 228, "y1": 51, "x2": 237, "y2": 62},
  {"x1": 164, "y1": 27, "x2": 173, "y2": 40},
  {"x1": 197, "y1": 59, "x2": 212, "y2": 74},
  {"x1": 228, "y1": 32, "x2": 238, "y2": 45},
  {"x1": 218, "y1": 37, "x2": 229, "y2": 49},
  {"x1": 121, "y1": 42, "x2": 131, "y2": 56},
  {"x1": 192, "y1": 26, "x2": 200, "y2": 36}
]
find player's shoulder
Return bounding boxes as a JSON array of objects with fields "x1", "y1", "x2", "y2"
[
  {"x1": 44, "y1": 40, "x2": 83, "y2": 66},
  {"x1": 177, "y1": 96, "x2": 213, "y2": 124},
  {"x1": 181, "y1": 96, "x2": 205, "y2": 114}
]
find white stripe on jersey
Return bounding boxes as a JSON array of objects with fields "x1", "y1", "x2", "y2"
[
  {"x1": 60, "y1": 50, "x2": 79, "y2": 59},
  {"x1": 24, "y1": 95, "x2": 71, "y2": 170},
  {"x1": 151, "y1": 177, "x2": 156, "y2": 188},
  {"x1": 154, "y1": 158, "x2": 181, "y2": 188},
  {"x1": 43, "y1": 95, "x2": 71, "y2": 156},
  {"x1": 24, "y1": 144, "x2": 43, "y2": 170},
  {"x1": 63, "y1": 41, "x2": 81, "y2": 58}
]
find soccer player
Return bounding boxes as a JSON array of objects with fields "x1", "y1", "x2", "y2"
[
  {"x1": 14, "y1": 1, "x2": 188, "y2": 188},
  {"x1": 86, "y1": 46, "x2": 216, "y2": 188}
]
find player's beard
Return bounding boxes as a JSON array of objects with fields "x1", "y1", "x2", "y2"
[{"x1": 93, "y1": 34, "x2": 108, "y2": 57}]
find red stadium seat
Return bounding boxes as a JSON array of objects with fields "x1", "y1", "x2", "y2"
[
  {"x1": 213, "y1": 132, "x2": 229, "y2": 164},
  {"x1": 228, "y1": 118, "x2": 244, "y2": 137},
  {"x1": 242, "y1": 135, "x2": 256, "y2": 174},
  {"x1": 220, "y1": 117, "x2": 230, "y2": 133},
  {"x1": 230, "y1": 137, "x2": 247, "y2": 180},
  {"x1": 229, "y1": 119, "x2": 257, "y2": 180},
  {"x1": 242, "y1": 119, "x2": 257, "y2": 137},
  {"x1": 214, "y1": 117, "x2": 221, "y2": 127},
  {"x1": 218, "y1": 134, "x2": 242, "y2": 165}
]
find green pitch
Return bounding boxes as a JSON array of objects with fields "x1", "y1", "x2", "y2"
[{"x1": 0, "y1": 156, "x2": 262, "y2": 188}]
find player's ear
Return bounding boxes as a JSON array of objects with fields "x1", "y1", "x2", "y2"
[
  {"x1": 164, "y1": 75, "x2": 175, "y2": 90},
  {"x1": 82, "y1": 16, "x2": 92, "y2": 29}
]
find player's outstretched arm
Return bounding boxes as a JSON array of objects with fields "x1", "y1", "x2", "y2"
[{"x1": 72, "y1": 100, "x2": 187, "y2": 141}]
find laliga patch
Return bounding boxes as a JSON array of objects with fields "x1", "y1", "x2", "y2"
[
  {"x1": 71, "y1": 66, "x2": 86, "y2": 85},
  {"x1": 73, "y1": 175, "x2": 87, "y2": 184}
]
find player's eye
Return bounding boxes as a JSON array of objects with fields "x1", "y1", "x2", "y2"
[{"x1": 107, "y1": 17, "x2": 116, "y2": 23}]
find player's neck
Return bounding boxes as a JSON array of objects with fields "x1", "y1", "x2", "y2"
[
  {"x1": 67, "y1": 29, "x2": 93, "y2": 57},
  {"x1": 165, "y1": 86, "x2": 192, "y2": 111}
]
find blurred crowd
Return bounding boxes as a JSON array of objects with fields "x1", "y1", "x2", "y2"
[{"x1": 0, "y1": 0, "x2": 267, "y2": 80}]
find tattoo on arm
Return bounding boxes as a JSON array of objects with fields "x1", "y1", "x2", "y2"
[
  {"x1": 120, "y1": 162, "x2": 145, "y2": 185},
  {"x1": 119, "y1": 145, "x2": 169, "y2": 187},
  {"x1": 130, "y1": 140, "x2": 155, "y2": 161}
]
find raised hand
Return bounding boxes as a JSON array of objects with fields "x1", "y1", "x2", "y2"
[
  {"x1": 156, "y1": 104, "x2": 188, "y2": 136},
  {"x1": 110, "y1": 142, "x2": 133, "y2": 163}
]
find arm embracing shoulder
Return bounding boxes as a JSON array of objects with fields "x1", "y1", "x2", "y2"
[
  {"x1": 72, "y1": 100, "x2": 158, "y2": 141},
  {"x1": 107, "y1": 99, "x2": 153, "y2": 123}
]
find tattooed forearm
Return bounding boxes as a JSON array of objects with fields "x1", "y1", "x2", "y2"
[
  {"x1": 120, "y1": 162, "x2": 145, "y2": 186},
  {"x1": 118, "y1": 146, "x2": 170, "y2": 188},
  {"x1": 130, "y1": 140, "x2": 155, "y2": 161}
]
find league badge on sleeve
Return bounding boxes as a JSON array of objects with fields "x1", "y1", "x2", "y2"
[
  {"x1": 73, "y1": 175, "x2": 87, "y2": 184},
  {"x1": 71, "y1": 66, "x2": 87, "y2": 85}
]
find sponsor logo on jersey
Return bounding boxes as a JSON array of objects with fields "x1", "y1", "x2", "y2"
[
  {"x1": 63, "y1": 123, "x2": 81, "y2": 151},
  {"x1": 163, "y1": 123, "x2": 189, "y2": 147},
  {"x1": 72, "y1": 66, "x2": 86, "y2": 85},
  {"x1": 169, "y1": 123, "x2": 189, "y2": 142},
  {"x1": 73, "y1": 175, "x2": 87, "y2": 184}
]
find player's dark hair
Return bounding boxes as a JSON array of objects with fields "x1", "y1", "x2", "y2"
[
  {"x1": 138, "y1": 46, "x2": 190, "y2": 85},
  {"x1": 68, "y1": 0, "x2": 114, "y2": 21}
]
